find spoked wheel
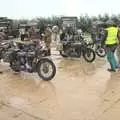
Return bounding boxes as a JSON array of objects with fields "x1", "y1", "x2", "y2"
[
  {"x1": 37, "y1": 58, "x2": 56, "y2": 81},
  {"x1": 83, "y1": 48, "x2": 96, "y2": 63},
  {"x1": 96, "y1": 47, "x2": 106, "y2": 57}
]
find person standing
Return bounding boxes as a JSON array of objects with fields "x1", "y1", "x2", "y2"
[
  {"x1": 20, "y1": 28, "x2": 25, "y2": 41},
  {"x1": 104, "y1": 21, "x2": 120, "y2": 72},
  {"x1": 44, "y1": 25, "x2": 52, "y2": 56},
  {"x1": 52, "y1": 25, "x2": 59, "y2": 41}
]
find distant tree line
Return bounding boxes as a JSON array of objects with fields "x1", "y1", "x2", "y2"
[{"x1": 12, "y1": 14, "x2": 120, "y2": 33}]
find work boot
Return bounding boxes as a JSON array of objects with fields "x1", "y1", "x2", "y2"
[{"x1": 107, "y1": 68, "x2": 116, "y2": 72}]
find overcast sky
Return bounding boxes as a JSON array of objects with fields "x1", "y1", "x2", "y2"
[{"x1": 0, "y1": 0, "x2": 119, "y2": 19}]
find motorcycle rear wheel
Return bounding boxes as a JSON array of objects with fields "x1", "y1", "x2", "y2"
[{"x1": 10, "y1": 61, "x2": 20, "y2": 72}]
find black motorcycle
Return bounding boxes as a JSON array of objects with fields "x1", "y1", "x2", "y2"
[
  {"x1": 59, "y1": 40, "x2": 96, "y2": 63},
  {"x1": 0, "y1": 41, "x2": 56, "y2": 81}
]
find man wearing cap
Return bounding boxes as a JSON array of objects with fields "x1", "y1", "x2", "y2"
[{"x1": 104, "y1": 21, "x2": 120, "y2": 72}]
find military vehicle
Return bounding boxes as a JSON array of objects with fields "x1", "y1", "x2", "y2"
[
  {"x1": 61, "y1": 16, "x2": 78, "y2": 30},
  {"x1": 0, "y1": 17, "x2": 19, "y2": 40}
]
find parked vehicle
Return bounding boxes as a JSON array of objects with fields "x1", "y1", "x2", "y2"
[
  {"x1": 59, "y1": 40, "x2": 96, "y2": 63},
  {"x1": 90, "y1": 21, "x2": 106, "y2": 57},
  {"x1": 0, "y1": 40, "x2": 56, "y2": 81}
]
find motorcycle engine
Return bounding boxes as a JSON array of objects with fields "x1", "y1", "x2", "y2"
[
  {"x1": 18, "y1": 51, "x2": 34, "y2": 71},
  {"x1": 66, "y1": 47, "x2": 78, "y2": 57}
]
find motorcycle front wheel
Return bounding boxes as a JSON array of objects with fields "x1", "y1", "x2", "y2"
[
  {"x1": 37, "y1": 58, "x2": 56, "y2": 81},
  {"x1": 83, "y1": 48, "x2": 96, "y2": 63},
  {"x1": 59, "y1": 50, "x2": 68, "y2": 57}
]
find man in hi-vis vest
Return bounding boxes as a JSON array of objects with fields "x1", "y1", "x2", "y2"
[{"x1": 104, "y1": 21, "x2": 120, "y2": 72}]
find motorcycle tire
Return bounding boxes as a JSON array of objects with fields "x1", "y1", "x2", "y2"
[
  {"x1": 59, "y1": 51, "x2": 68, "y2": 57},
  {"x1": 83, "y1": 48, "x2": 96, "y2": 63},
  {"x1": 37, "y1": 58, "x2": 56, "y2": 81},
  {"x1": 96, "y1": 47, "x2": 106, "y2": 57}
]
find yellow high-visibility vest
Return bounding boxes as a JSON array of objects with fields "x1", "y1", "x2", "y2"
[{"x1": 105, "y1": 27, "x2": 118, "y2": 45}]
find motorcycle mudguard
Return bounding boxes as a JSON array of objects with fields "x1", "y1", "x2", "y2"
[{"x1": 32, "y1": 57, "x2": 53, "y2": 71}]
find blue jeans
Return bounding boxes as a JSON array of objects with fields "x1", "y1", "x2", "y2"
[{"x1": 106, "y1": 44, "x2": 118, "y2": 70}]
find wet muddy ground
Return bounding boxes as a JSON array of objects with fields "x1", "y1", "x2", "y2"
[{"x1": 0, "y1": 47, "x2": 120, "y2": 120}]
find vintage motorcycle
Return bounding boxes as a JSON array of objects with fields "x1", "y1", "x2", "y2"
[
  {"x1": 90, "y1": 22, "x2": 106, "y2": 57},
  {"x1": 0, "y1": 40, "x2": 56, "y2": 81},
  {"x1": 59, "y1": 40, "x2": 96, "y2": 63}
]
